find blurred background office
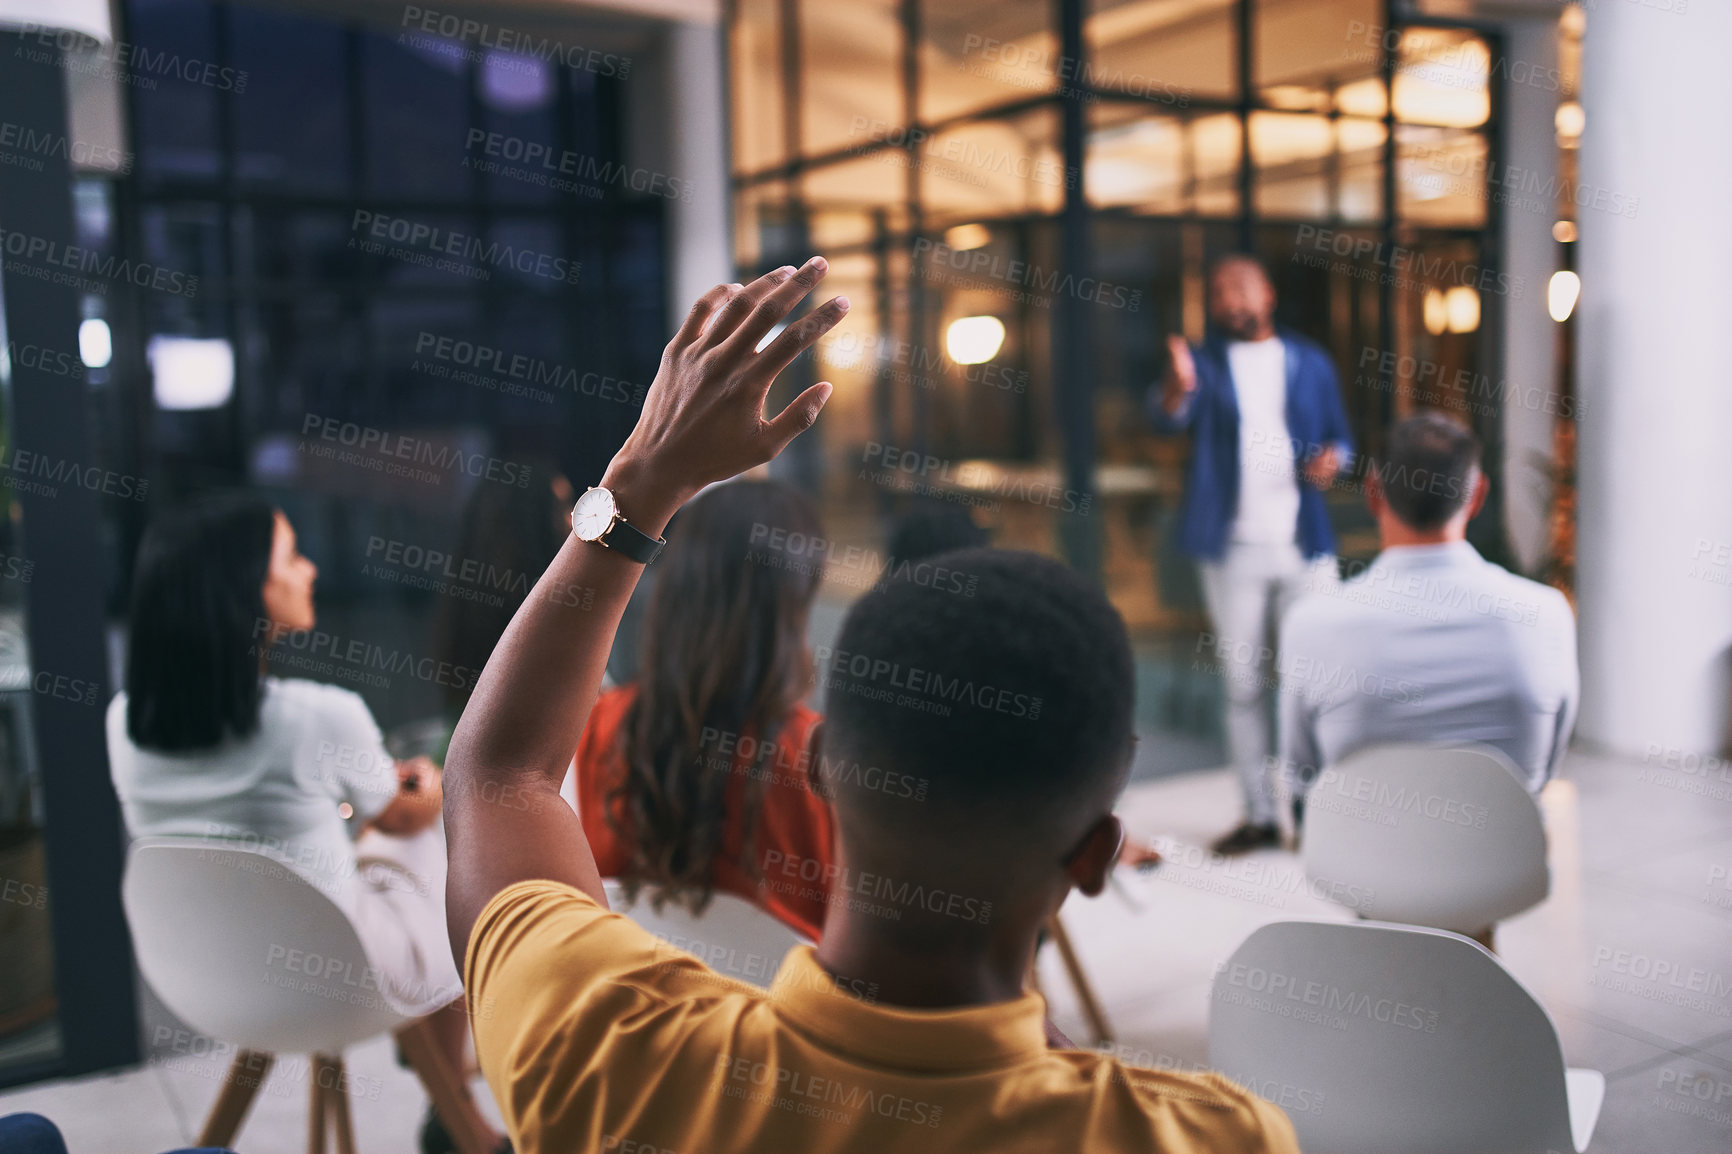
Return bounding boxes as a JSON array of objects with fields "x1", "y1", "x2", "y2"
[{"x1": 0, "y1": 1, "x2": 1726, "y2": 1152}]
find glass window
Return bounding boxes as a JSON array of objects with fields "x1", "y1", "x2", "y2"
[
  {"x1": 1087, "y1": 107, "x2": 1243, "y2": 218},
  {"x1": 488, "y1": 220, "x2": 568, "y2": 292},
  {"x1": 246, "y1": 210, "x2": 360, "y2": 289},
  {"x1": 477, "y1": 57, "x2": 562, "y2": 205},
  {"x1": 131, "y1": 0, "x2": 221, "y2": 183},
  {"x1": 232, "y1": 9, "x2": 350, "y2": 194},
  {"x1": 919, "y1": 109, "x2": 1066, "y2": 228},
  {"x1": 731, "y1": 0, "x2": 786, "y2": 174},
  {"x1": 1397, "y1": 125, "x2": 1488, "y2": 227},
  {"x1": 1087, "y1": 106, "x2": 1187, "y2": 214},
  {"x1": 808, "y1": 251, "x2": 881, "y2": 460},
  {"x1": 1338, "y1": 117, "x2": 1387, "y2": 222},
  {"x1": 919, "y1": 0, "x2": 1057, "y2": 123},
  {"x1": 361, "y1": 32, "x2": 472, "y2": 199},
  {"x1": 1254, "y1": 0, "x2": 1384, "y2": 102},
  {"x1": 1251, "y1": 111, "x2": 1331, "y2": 218},
  {"x1": 1394, "y1": 28, "x2": 1491, "y2": 128},
  {"x1": 1192, "y1": 114, "x2": 1244, "y2": 217},
  {"x1": 1089, "y1": 0, "x2": 1238, "y2": 103},
  {"x1": 247, "y1": 294, "x2": 365, "y2": 429},
  {"x1": 722, "y1": 0, "x2": 1504, "y2": 683},
  {"x1": 809, "y1": 210, "x2": 879, "y2": 251},
  {"x1": 734, "y1": 182, "x2": 782, "y2": 268},
  {"x1": 804, "y1": 153, "x2": 915, "y2": 212},
  {"x1": 140, "y1": 204, "x2": 227, "y2": 307},
  {"x1": 800, "y1": 0, "x2": 902, "y2": 159}
]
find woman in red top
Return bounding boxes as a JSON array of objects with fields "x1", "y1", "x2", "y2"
[{"x1": 573, "y1": 480, "x2": 833, "y2": 939}]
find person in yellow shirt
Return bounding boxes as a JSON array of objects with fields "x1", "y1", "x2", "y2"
[{"x1": 441, "y1": 258, "x2": 1300, "y2": 1154}]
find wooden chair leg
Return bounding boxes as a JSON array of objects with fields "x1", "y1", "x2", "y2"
[
  {"x1": 197, "y1": 1049, "x2": 274, "y2": 1147},
  {"x1": 397, "y1": 1018, "x2": 495, "y2": 1154},
  {"x1": 1048, "y1": 916, "x2": 1114, "y2": 1046},
  {"x1": 307, "y1": 1055, "x2": 330, "y2": 1154},
  {"x1": 327, "y1": 1055, "x2": 357, "y2": 1154}
]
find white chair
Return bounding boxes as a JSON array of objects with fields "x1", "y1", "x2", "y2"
[
  {"x1": 1208, "y1": 920, "x2": 1603, "y2": 1154},
  {"x1": 601, "y1": 877, "x2": 809, "y2": 988},
  {"x1": 1301, "y1": 743, "x2": 1549, "y2": 939},
  {"x1": 123, "y1": 837, "x2": 494, "y2": 1153}
]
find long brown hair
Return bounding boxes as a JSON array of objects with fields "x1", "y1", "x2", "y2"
[{"x1": 607, "y1": 479, "x2": 823, "y2": 914}]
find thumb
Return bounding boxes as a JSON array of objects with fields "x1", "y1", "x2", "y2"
[{"x1": 763, "y1": 381, "x2": 833, "y2": 457}]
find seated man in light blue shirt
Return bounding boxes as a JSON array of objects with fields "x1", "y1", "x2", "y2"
[{"x1": 1278, "y1": 413, "x2": 1579, "y2": 825}]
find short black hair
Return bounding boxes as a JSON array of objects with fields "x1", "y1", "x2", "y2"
[
  {"x1": 126, "y1": 493, "x2": 277, "y2": 751},
  {"x1": 884, "y1": 502, "x2": 990, "y2": 567},
  {"x1": 1376, "y1": 412, "x2": 1482, "y2": 531},
  {"x1": 1209, "y1": 252, "x2": 1271, "y2": 283},
  {"x1": 821, "y1": 549, "x2": 1134, "y2": 846}
]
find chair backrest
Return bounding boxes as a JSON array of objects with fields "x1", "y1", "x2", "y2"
[
  {"x1": 1302, "y1": 743, "x2": 1548, "y2": 932},
  {"x1": 1208, "y1": 920, "x2": 1577, "y2": 1154},
  {"x1": 123, "y1": 837, "x2": 410, "y2": 1054},
  {"x1": 602, "y1": 878, "x2": 809, "y2": 989}
]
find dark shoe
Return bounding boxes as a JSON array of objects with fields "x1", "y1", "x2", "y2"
[
  {"x1": 420, "y1": 1106, "x2": 456, "y2": 1154},
  {"x1": 1210, "y1": 821, "x2": 1281, "y2": 856},
  {"x1": 421, "y1": 1106, "x2": 511, "y2": 1154}
]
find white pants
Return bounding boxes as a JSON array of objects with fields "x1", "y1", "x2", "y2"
[
  {"x1": 350, "y1": 820, "x2": 463, "y2": 1016},
  {"x1": 1197, "y1": 541, "x2": 1337, "y2": 826}
]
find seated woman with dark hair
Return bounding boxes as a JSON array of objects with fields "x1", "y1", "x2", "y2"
[
  {"x1": 569, "y1": 479, "x2": 834, "y2": 940},
  {"x1": 434, "y1": 458, "x2": 575, "y2": 727},
  {"x1": 106, "y1": 494, "x2": 500, "y2": 1154}
]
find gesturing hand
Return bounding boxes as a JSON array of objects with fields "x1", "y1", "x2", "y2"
[
  {"x1": 604, "y1": 257, "x2": 850, "y2": 513},
  {"x1": 1163, "y1": 334, "x2": 1197, "y2": 415},
  {"x1": 1303, "y1": 445, "x2": 1341, "y2": 490}
]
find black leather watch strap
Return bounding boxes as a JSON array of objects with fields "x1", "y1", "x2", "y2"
[{"x1": 600, "y1": 515, "x2": 666, "y2": 565}]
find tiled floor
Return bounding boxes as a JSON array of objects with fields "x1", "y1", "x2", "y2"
[
  {"x1": 1038, "y1": 746, "x2": 1732, "y2": 1154},
  {"x1": 3, "y1": 746, "x2": 1728, "y2": 1153}
]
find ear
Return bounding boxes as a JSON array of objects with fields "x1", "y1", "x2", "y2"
[
  {"x1": 1364, "y1": 467, "x2": 1385, "y2": 519},
  {"x1": 1465, "y1": 470, "x2": 1490, "y2": 521},
  {"x1": 1064, "y1": 814, "x2": 1123, "y2": 898}
]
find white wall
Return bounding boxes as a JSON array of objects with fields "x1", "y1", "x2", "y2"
[
  {"x1": 663, "y1": 20, "x2": 732, "y2": 321},
  {"x1": 1575, "y1": 0, "x2": 1732, "y2": 756}
]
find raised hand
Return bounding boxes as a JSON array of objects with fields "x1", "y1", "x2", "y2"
[
  {"x1": 604, "y1": 257, "x2": 850, "y2": 514},
  {"x1": 1303, "y1": 444, "x2": 1341, "y2": 490},
  {"x1": 1163, "y1": 334, "x2": 1197, "y2": 415}
]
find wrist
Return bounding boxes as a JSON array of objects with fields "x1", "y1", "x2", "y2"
[{"x1": 597, "y1": 455, "x2": 689, "y2": 537}]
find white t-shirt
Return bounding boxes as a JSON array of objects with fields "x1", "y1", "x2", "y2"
[
  {"x1": 107, "y1": 677, "x2": 400, "y2": 912},
  {"x1": 1226, "y1": 336, "x2": 1299, "y2": 544}
]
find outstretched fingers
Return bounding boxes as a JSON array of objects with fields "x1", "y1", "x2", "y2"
[
  {"x1": 699, "y1": 263, "x2": 801, "y2": 353},
  {"x1": 718, "y1": 256, "x2": 831, "y2": 361},
  {"x1": 672, "y1": 282, "x2": 742, "y2": 351},
  {"x1": 754, "y1": 293, "x2": 851, "y2": 380}
]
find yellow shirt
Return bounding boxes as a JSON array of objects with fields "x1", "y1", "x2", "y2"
[{"x1": 466, "y1": 880, "x2": 1300, "y2": 1154}]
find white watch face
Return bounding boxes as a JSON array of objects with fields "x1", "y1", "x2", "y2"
[{"x1": 572, "y1": 487, "x2": 617, "y2": 542}]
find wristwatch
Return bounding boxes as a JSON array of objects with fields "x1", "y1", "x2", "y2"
[{"x1": 571, "y1": 486, "x2": 666, "y2": 564}]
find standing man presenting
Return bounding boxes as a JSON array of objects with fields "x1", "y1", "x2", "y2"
[{"x1": 1151, "y1": 255, "x2": 1353, "y2": 855}]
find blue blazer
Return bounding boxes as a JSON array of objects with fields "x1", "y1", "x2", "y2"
[{"x1": 1148, "y1": 328, "x2": 1353, "y2": 562}]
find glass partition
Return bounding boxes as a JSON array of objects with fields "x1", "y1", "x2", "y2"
[{"x1": 727, "y1": 0, "x2": 1505, "y2": 768}]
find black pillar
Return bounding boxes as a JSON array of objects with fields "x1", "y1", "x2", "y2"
[
  {"x1": 1053, "y1": 0, "x2": 1100, "y2": 577},
  {"x1": 0, "y1": 31, "x2": 139, "y2": 1076}
]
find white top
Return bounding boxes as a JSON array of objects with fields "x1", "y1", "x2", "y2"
[
  {"x1": 1278, "y1": 541, "x2": 1580, "y2": 793},
  {"x1": 107, "y1": 677, "x2": 399, "y2": 911},
  {"x1": 1226, "y1": 337, "x2": 1299, "y2": 544}
]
